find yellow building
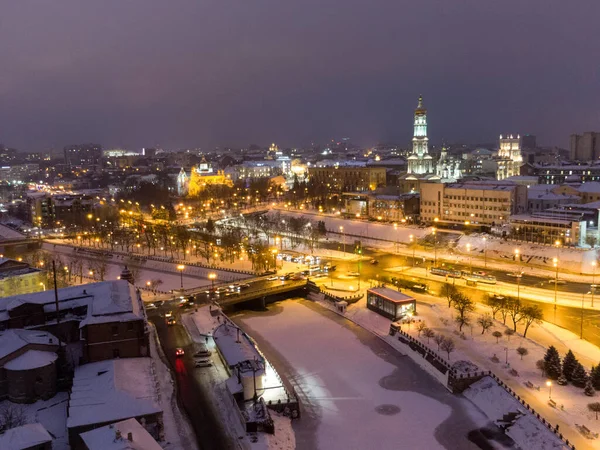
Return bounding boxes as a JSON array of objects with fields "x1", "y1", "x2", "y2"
[
  {"x1": 0, "y1": 258, "x2": 46, "y2": 297},
  {"x1": 188, "y1": 167, "x2": 233, "y2": 197}
]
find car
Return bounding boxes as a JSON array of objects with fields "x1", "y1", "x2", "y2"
[
  {"x1": 267, "y1": 275, "x2": 279, "y2": 281},
  {"x1": 195, "y1": 360, "x2": 213, "y2": 368},
  {"x1": 370, "y1": 259, "x2": 379, "y2": 265},
  {"x1": 154, "y1": 300, "x2": 164, "y2": 307},
  {"x1": 175, "y1": 348, "x2": 185, "y2": 357},
  {"x1": 506, "y1": 272, "x2": 523, "y2": 278},
  {"x1": 238, "y1": 283, "x2": 251, "y2": 289},
  {"x1": 215, "y1": 287, "x2": 228, "y2": 295},
  {"x1": 314, "y1": 273, "x2": 327, "y2": 278},
  {"x1": 347, "y1": 271, "x2": 360, "y2": 277},
  {"x1": 167, "y1": 317, "x2": 177, "y2": 325},
  {"x1": 145, "y1": 303, "x2": 157, "y2": 310},
  {"x1": 194, "y1": 350, "x2": 211, "y2": 357},
  {"x1": 554, "y1": 279, "x2": 567, "y2": 285},
  {"x1": 165, "y1": 311, "x2": 173, "y2": 318}
]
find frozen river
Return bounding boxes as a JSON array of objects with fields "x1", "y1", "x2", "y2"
[{"x1": 233, "y1": 299, "x2": 496, "y2": 450}]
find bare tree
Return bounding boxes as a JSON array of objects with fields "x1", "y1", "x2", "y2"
[
  {"x1": 504, "y1": 328, "x2": 515, "y2": 341},
  {"x1": 423, "y1": 328, "x2": 435, "y2": 344},
  {"x1": 433, "y1": 334, "x2": 444, "y2": 351},
  {"x1": 441, "y1": 283, "x2": 458, "y2": 308},
  {"x1": 516, "y1": 347, "x2": 529, "y2": 360},
  {"x1": 416, "y1": 322, "x2": 426, "y2": 337},
  {"x1": 588, "y1": 402, "x2": 600, "y2": 420},
  {"x1": 492, "y1": 331, "x2": 503, "y2": 343},
  {"x1": 521, "y1": 305, "x2": 543, "y2": 337},
  {"x1": 0, "y1": 404, "x2": 26, "y2": 433},
  {"x1": 507, "y1": 297, "x2": 524, "y2": 331},
  {"x1": 455, "y1": 315, "x2": 471, "y2": 332},
  {"x1": 453, "y1": 292, "x2": 474, "y2": 332},
  {"x1": 477, "y1": 314, "x2": 493, "y2": 334},
  {"x1": 536, "y1": 359, "x2": 546, "y2": 376},
  {"x1": 485, "y1": 295, "x2": 505, "y2": 320},
  {"x1": 440, "y1": 337, "x2": 456, "y2": 360}
]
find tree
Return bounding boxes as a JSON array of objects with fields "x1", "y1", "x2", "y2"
[
  {"x1": 543, "y1": 346, "x2": 562, "y2": 380},
  {"x1": 440, "y1": 337, "x2": 456, "y2": 360},
  {"x1": 521, "y1": 305, "x2": 543, "y2": 337},
  {"x1": 205, "y1": 218, "x2": 216, "y2": 235},
  {"x1": 492, "y1": 331, "x2": 503, "y2": 343},
  {"x1": 516, "y1": 347, "x2": 529, "y2": 360},
  {"x1": 536, "y1": 359, "x2": 546, "y2": 376},
  {"x1": 433, "y1": 334, "x2": 444, "y2": 351},
  {"x1": 423, "y1": 328, "x2": 435, "y2": 344},
  {"x1": 586, "y1": 235, "x2": 598, "y2": 249},
  {"x1": 572, "y1": 362, "x2": 588, "y2": 388},
  {"x1": 585, "y1": 379, "x2": 596, "y2": 397},
  {"x1": 562, "y1": 350, "x2": 578, "y2": 382},
  {"x1": 452, "y1": 292, "x2": 474, "y2": 332},
  {"x1": 507, "y1": 297, "x2": 524, "y2": 331},
  {"x1": 441, "y1": 283, "x2": 458, "y2": 308},
  {"x1": 504, "y1": 328, "x2": 515, "y2": 341},
  {"x1": 485, "y1": 295, "x2": 504, "y2": 320},
  {"x1": 477, "y1": 314, "x2": 493, "y2": 334},
  {"x1": 455, "y1": 315, "x2": 471, "y2": 332},
  {"x1": 588, "y1": 402, "x2": 600, "y2": 419},
  {"x1": 416, "y1": 322, "x2": 426, "y2": 337},
  {"x1": 591, "y1": 365, "x2": 600, "y2": 391},
  {"x1": 0, "y1": 404, "x2": 26, "y2": 433}
]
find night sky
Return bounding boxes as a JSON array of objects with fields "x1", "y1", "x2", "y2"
[{"x1": 1, "y1": 0, "x2": 598, "y2": 151}]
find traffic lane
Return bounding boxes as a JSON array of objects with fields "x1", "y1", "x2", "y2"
[
  {"x1": 519, "y1": 299, "x2": 600, "y2": 348},
  {"x1": 150, "y1": 315, "x2": 235, "y2": 450}
]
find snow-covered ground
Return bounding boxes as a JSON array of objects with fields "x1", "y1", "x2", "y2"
[{"x1": 235, "y1": 300, "x2": 490, "y2": 450}]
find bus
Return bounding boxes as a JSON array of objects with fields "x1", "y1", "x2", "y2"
[
  {"x1": 463, "y1": 272, "x2": 497, "y2": 284},
  {"x1": 430, "y1": 267, "x2": 462, "y2": 278}
]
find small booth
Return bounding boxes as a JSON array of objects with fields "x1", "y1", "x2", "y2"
[{"x1": 367, "y1": 287, "x2": 416, "y2": 320}]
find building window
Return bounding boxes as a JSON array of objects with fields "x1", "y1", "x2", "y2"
[
  {"x1": 111, "y1": 325, "x2": 118, "y2": 336},
  {"x1": 113, "y1": 349, "x2": 120, "y2": 358}
]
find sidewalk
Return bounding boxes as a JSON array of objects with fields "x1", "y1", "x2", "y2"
[{"x1": 313, "y1": 280, "x2": 598, "y2": 450}]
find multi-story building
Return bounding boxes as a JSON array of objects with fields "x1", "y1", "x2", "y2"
[
  {"x1": 64, "y1": 143, "x2": 102, "y2": 168},
  {"x1": 570, "y1": 132, "x2": 600, "y2": 161},
  {"x1": 0, "y1": 280, "x2": 149, "y2": 364},
  {"x1": 343, "y1": 192, "x2": 420, "y2": 222},
  {"x1": 496, "y1": 134, "x2": 523, "y2": 180},
  {"x1": 27, "y1": 192, "x2": 55, "y2": 228},
  {"x1": 0, "y1": 164, "x2": 40, "y2": 183},
  {"x1": 309, "y1": 164, "x2": 386, "y2": 192},
  {"x1": 0, "y1": 258, "x2": 45, "y2": 297},
  {"x1": 523, "y1": 163, "x2": 600, "y2": 184},
  {"x1": 420, "y1": 181, "x2": 527, "y2": 226}
]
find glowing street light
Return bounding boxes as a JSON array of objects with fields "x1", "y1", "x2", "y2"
[
  {"x1": 546, "y1": 380, "x2": 552, "y2": 399},
  {"x1": 208, "y1": 272, "x2": 217, "y2": 290},
  {"x1": 339, "y1": 226, "x2": 346, "y2": 254},
  {"x1": 177, "y1": 265, "x2": 185, "y2": 290}
]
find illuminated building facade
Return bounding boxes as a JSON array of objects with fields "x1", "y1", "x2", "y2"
[
  {"x1": 496, "y1": 134, "x2": 523, "y2": 180},
  {"x1": 407, "y1": 95, "x2": 433, "y2": 175}
]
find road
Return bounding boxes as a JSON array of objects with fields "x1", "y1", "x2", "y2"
[{"x1": 149, "y1": 304, "x2": 236, "y2": 450}]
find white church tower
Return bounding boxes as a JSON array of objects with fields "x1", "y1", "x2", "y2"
[{"x1": 407, "y1": 95, "x2": 433, "y2": 175}]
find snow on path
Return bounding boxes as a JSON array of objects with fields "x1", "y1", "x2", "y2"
[{"x1": 237, "y1": 300, "x2": 481, "y2": 450}]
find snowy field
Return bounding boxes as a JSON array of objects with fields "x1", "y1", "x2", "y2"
[{"x1": 235, "y1": 300, "x2": 490, "y2": 450}]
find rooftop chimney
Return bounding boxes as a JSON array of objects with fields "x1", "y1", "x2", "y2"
[{"x1": 127, "y1": 432, "x2": 133, "y2": 441}]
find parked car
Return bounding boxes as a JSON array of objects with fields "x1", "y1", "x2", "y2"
[
  {"x1": 195, "y1": 360, "x2": 213, "y2": 368},
  {"x1": 370, "y1": 259, "x2": 379, "y2": 265},
  {"x1": 175, "y1": 348, "x2": 185, "y2": 357},
  {"x1": 167, "y1": 317, "x2": 177, "y2": 326},
  {"x1": 266, "y1": 275, "x2": 279, "y2": 281},
  {"x1": 165, "y1": 311, "x2": 173, "y2": 318}
]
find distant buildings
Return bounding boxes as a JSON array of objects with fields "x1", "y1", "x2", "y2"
[
  {"x1": 570, "y1": 132, "x2": 600, "y2": 161},
  {"x1": 64, "y1": 143, "x2": 102, "y2": 169},
  {"x1": 0, "y1": 257, "x2": 45, "y2": 297},
  {"x1": 496, "y1": 134, "x2": 523, "y2": 180},
  {"x1": 309, "y1": 163, "x2": 386, "y2": 192},
  {"x1": 407, "y1": 96, "x2": 434, "y2": 175}
]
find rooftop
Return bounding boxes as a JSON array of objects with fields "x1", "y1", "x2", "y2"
[
  {"x1": 0, "y1": 423, "x2": 52, "y2": 450},
  {"x1": 4, "y1": 350, "x2": 57, "y2": 371},
  {"x1": 368, "y1": 287, "x2": 416, "y2": 304},
  {"x1": 68, "y1": 358, "x2": 161, "y2": 429},
  {"x1": 79, "y1": 418, "x2": 162, "y2": 450},
  {"x1": 0, "y1": 280, "x2": 143, "y2": 328},
  {"x1": 0, "y1": 329, "x2": 59, "y2": 361},
  {"x1": 213, "y1": 321, "x2": 263, "y2": 368}
]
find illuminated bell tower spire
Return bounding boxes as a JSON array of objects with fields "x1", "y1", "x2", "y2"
[{"x1": 407, "y1": 95, "x2": 433, "y2": 174}]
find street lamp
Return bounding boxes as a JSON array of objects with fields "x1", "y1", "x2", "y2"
[
  {"x1": 177, "y1": 265, "x2": 185, "y2": 290},
  {"x1": 409, "y1": 234, "x2": 415, "y2": 267},
  {"x1": 553, "y1": 257, "x2": 559, "y2": 312},
  {"x1": 483, "y1": 237, "x2": 487, "y2": 268},
  {"x1": 592, "y1": 261, "x2": 597, "y2": 307},
  {"x1": 208, "y1": 273, "x2": 217, "y2": 290},
  {"x1": 515, "y1": 249, "x2": 521, "y2": 301},
  {"x1": 546, "y1": 380, "x2": 552, "y2": 399},
  {"x1": 340, "y1": 226, "x2": 345, "y2": 254},
  {"x1": 432, "y1": 227, "x2": 437, "y2": 267},
  {"x1": 271, "y1": 248, "x2": 278, "y2": 270},
  {"x1": 393, "y1": 223, "x2": 398, "y2": 253},
  {"x1": 466, "y1": 243, "x2": 472, "y2": 274},
  {"x1": 39, "y1": 282, "x2": 45, "y2": 291}
]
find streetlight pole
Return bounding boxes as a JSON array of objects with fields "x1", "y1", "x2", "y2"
[
  {"x1": 553, "y1": 257, "x2": 559, "y2": 313},
  {"x1": 515, "y1": 249, "x2": 521, "y2": 301},
  {"x1": 209, "y1": 273, "x2": 217, "y2": 290},
  {"x1": 592, "y1": 261, "x2": 597, "y2": 307},
  {"x1": 581, "y1": 292, "x2": 588, "y2": 339},
  {"x1": 483, "y1": 237, "x2": 487, "y2": 268},
  {"x1": 177, "y1": 265, "x2": 185, "y2": 290},
  {"x1": 546, "y1": 380, "x2": 552, "y2": 399},
  {"x1": 466, "y1": 243, "x2": 472, "y2": 274},
  {"x1": 432, "y1": 227, "x2": 437, "y2": 267},
  {"x1": 340, "y1": 226, "x2": 345, "y2": 254},
  {"x1": 409, "y1": 234, "x2": 415, "y2": 267}
]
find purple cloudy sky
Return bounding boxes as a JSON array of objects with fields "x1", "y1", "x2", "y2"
[{"x1": 1, "y1": 0, "x2": 598, "y2": 151}]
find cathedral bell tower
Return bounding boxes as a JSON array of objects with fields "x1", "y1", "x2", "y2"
[{"x1": 407, "y1": 95, "x2": 433, "y2": 175}]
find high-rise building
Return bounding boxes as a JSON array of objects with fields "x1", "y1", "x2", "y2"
[
  {"x1": 407, "y1": 95, "x2": 433, "y2": 175},
  {"x1": 63, "y1": 143, "x2": 102, "y2": 168},
  {"x1": 496, "y1": 134, "x2": 523, "y2": 180},
  {"x1": 570, "y1": 132, "x2": 600, "y2": 161}
]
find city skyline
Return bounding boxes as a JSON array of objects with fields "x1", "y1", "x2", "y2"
[{"x1": 1, "y1": 1, "x2": 599, "y2": 152}]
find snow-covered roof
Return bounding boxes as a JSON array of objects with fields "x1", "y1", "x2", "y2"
[
  {"x1": 213, "y1": 322, "x2": 262, "y2": 368},
  {"x1": 79, "y1": 418, "x2": 162, "y2": 450},
  {"x1": 0, "y1": 329, "x2": 58, "y2": 361},
  {"x1": 0, "y1": 423, "x2": 52, "y2": 450},
  {"x1": 367, "y1": 287, "x2": 415, "y2": 304},
  {"x1": 4, "y1": 350, "x2": 58, "y2": 371},
  {"x1": 576, "y1": 181, "x2": 600, "y2": 193},
  {"x1": 0, "y1": 280, "x2": 143, "y2": 328},
  {"x1": 68, "y1": 358, "x2": 161, "y2": 429}
]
